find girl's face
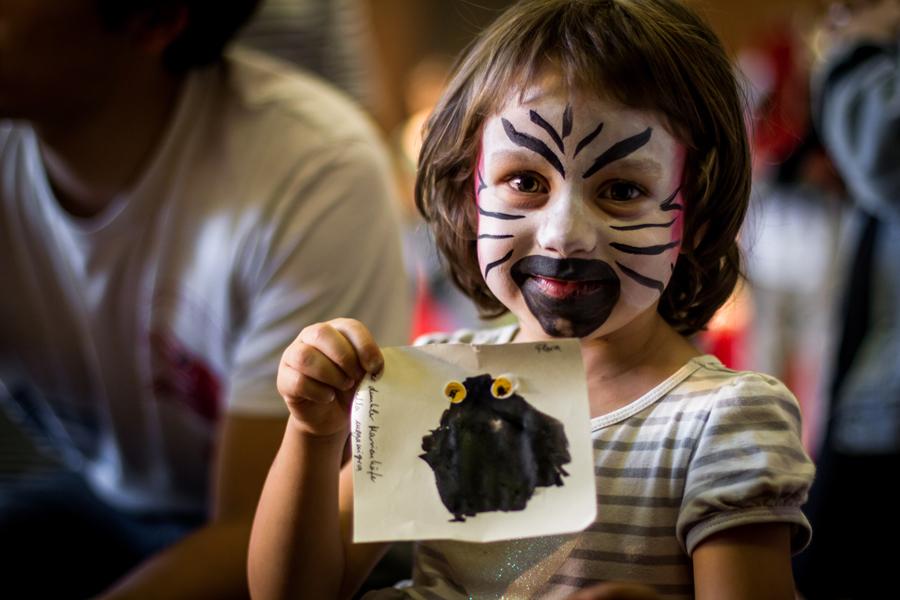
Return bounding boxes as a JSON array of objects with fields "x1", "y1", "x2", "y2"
[{"x1": 476, "y1": 71, "x2": 686, "y2": 342}]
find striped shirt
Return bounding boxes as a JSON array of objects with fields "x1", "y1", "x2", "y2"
[{"x1": 364, "y1": 325, "x2": 815, "y2": 600}]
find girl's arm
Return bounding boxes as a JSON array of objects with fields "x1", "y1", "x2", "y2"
[
  {"x1": 247, "y1": 319, "x2": 392, "y2": 600},
  {"x1": 692, "y1": 522, "x2": 795, "y2": 600}
]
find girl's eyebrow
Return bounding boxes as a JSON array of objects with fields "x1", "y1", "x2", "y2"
[
  {"x1": 582, "y1": 128, "x2": 653, "y2": 179},
  {"x1": 600, "y1": 156, "x2": 663, "y2": 179},
  {"x1": 485, "y1": 147, "x2": 553, "y2": 169}
]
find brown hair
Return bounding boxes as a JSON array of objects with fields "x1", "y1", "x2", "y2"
[{"x1": 415, "y1": 0, "x2": 750, "y2": 336}]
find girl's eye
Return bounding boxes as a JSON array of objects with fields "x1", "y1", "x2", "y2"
[
  {"x1": 605, "y1": 181, "x2": 642, "y2": 202},
  {"x1": 509, "y1": 174, "x2": 544, "y2": 194}
]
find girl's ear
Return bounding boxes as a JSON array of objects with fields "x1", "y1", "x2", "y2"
[{"x1": 127, "y1": 1, "x2": 190, "y2": 58}]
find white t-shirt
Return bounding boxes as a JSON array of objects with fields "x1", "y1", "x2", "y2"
[{"x1": 0, "y1": 48, "x2": 410, "y2": 514}]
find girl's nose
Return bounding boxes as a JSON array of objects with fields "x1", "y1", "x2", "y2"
[{"x1": 536, "y1": 187, "x2": 598, "y2": 256}]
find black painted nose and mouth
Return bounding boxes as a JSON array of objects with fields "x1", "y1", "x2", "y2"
[{"x1": 510, "y1": 255, "x2": 620, "y2": 338}]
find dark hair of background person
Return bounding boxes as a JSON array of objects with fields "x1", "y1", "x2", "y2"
[
  {"x1": 415, "y1": 0, "x2": 751, "y2": 336},
  {"x1": 96, "y1": 0, "x2": 263, "y2": 72}
]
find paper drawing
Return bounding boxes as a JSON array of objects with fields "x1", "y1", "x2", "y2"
[
  {"x1": 350, "y1": 339, "x2": 595, "y2": 544},
  {"x1": 420, "y1": 374, "x2": 571, "y2": 522}
]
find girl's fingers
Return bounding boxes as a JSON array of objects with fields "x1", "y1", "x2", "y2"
[
  {"x1": 329, "y1": 318, "x2": 384, "y2": 373},
  {"x1": 309, "y1": 319, "x2": 383, "y2": 376},
  {"x1": 277, "y1": 360, "x2": 338, "y2": 404},
  {"x1": 280, "y1": 338, "x2": 354, "y2": 399},
  {"x1": 278, "y1": 318, "x2": 382, "y2": 409}
]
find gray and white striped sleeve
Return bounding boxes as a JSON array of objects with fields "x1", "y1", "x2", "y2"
[{"x1": 676, "y1": 373, "x2": 815, "y2": 555}]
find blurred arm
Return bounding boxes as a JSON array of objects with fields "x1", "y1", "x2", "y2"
[{"x1": 95, "y1": 414, "x2": 287, "y2": 600}]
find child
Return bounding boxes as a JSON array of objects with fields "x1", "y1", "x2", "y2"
[{"x1": 248, "y1": 1, "x2": 815, "y2": 599}]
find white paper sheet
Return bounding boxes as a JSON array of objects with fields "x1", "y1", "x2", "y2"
[{"x1": 351, "y1": 339, "x2": 596, "y2": 543}]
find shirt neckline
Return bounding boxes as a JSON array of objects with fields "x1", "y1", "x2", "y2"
[
  {"x1": 502, "y1": 324, "x2": 724, "y2": 431},
  {"x1": 589, "y1": 355, "x2": 722, "y2": 431},
  {"x1": 25, "y1": 63, "x2": 212, "y2": 237}
]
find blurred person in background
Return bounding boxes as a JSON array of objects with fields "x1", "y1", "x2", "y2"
[
  {"x1": 739, "y1": 21, "x2": 845, "y2": 455},
  {"x1": 0, "y1": 0, "x2": 408, "y2": 598},
  {"x1": 239, "y1": 0, "x2": 374, "y2": 107},
  {"x1": 792, "y1": 0, "x2": 900, "y2": 597}
]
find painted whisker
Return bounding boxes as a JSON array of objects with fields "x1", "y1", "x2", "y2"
[
  {"x1": 477, "y1": 170, "x2": 488, "y2": 195},
  {"x1": 484, "y1": 250, "x2": 514, "y2": 278},
  {"x1": 609, "y1": 240, "x2": 681, "y2": 255},
  {"x1": 660, "y1": 185, "x2": 683, "y2": 211},
  {"x1": 616, "y1": 262, "x2": 665, "y2": 293},
  {"x1": 478, "y1": 205, "x2": 525, "y2": 220},
  {"x1": 610, "y1": 218, "x2": 677, "y2": 231}
]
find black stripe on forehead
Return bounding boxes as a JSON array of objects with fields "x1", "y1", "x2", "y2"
[
  {"x1": 609, "y1": 240, "x2": 681, "y2": 255},
  {"x1": 484, "y1": 249, "x2": 514, "y2": 278},
  {"x1": 502, "y1": 119, "x2": 565, "y2": 178},
  {"x1": 574, "y1": 123, "x2": 603, "y2": 157},
  {"x1": 530, "y1": 110, "x2": 565, "y2": 153},
  {"x1": 582, "y1": 128, "x2": 653, "y2": 179},
  {"x1": 562, "y1": 105, "x2": 573, "y2": 139}
]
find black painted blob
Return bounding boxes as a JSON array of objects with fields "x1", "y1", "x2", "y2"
[
  {"x1": 420, "y1": 374, "x2": 571, "y2": 522},
  {"x1": 510, "y1": 255, "x2": 620, "y2": 338}
]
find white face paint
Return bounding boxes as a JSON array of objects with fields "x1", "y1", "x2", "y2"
[{"x1": 475, "y1": 70, "x2": 686, "y2": 341}]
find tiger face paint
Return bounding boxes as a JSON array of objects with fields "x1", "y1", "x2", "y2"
[{"x1": 476, "y1": 71, "x2": 686, "y2": 341}]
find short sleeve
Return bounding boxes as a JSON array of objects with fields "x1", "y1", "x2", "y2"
[{"x1": 677, "y1": 373, "x2": 815, "y2": 555}]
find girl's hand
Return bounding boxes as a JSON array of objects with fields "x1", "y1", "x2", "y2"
[
  {"x1": 564, "y1": 582, "x2": 662, "y2": 600},
  {"x1": 277, "y1": 318, "x2": 384, "y2": 438}
]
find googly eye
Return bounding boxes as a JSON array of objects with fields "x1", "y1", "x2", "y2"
[
  {"x1": 445, "y1": 381, "x2": 466, "y2": 403},
  {"x1": 491, "y1": 376, "x2": 514, "y2": 399}
]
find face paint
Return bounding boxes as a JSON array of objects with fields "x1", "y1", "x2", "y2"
[
  {"x1": 476, "y1": 69, "x2": 686, "y2": 341},
  {"x1": 510, "y1": 256, "x2": 619, "y2": 338}
]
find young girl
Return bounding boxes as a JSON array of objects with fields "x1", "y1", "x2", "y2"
[{"x1": 248, "y1": 1, "x2": 815, "y2": 599}]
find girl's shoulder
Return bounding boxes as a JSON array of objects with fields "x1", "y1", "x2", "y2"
[
  {"x1": 593, "y1": 355, "x2": 801, "y2": 433},
  {"x1": 674, "y1": 355, "x2": 802, "y2": 419},
  {"x1": 413, "y1": 323, "x2": 520, "y2": 347},
  {"x1": 659, "y1": 357, "x2": 815, "y2": 555}
]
